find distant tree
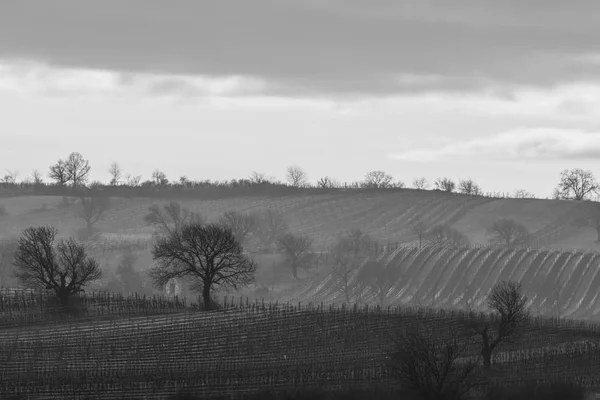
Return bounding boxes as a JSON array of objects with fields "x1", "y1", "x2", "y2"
[
  {"x1": 285, "y1": 165, "x2": 309, "y2": 188},
  {"x1": 31, "y1": 169, "x2": 44, "y2": 186},
  {"x1": 554, "y1": 168, "x2": 598, "y2": 201},
  {"x1": 458, "y1": 178, "x2": 483, "y2": 196},
  {"x1": 64, "y1": 152, "x2": 91, "y2": 187},
  {"x1": 218, "y1": 211, "x2": 258, "y2": 246},
  {"x1": 48, "y1": 159, "x2": 70, "y2": 187},
  {"x1": 330, "y1": 228, "x2": 374, "y2": 304},
  {"x1": 0, "y1": 238, "x2": 18, "y2": 287},
  {"x1": 434, "y1": 177, "x2": 456, "y2": 192},
  {"x1": 253, "y1": 209, "x2": 289, "y2": 253},
  {"x1": 357, "y1": 257, "x2": 393, "y2": 306},
  {"x1": 393, "y1": 180, "x2": 406, "y2": 189},
  {"x1": 125, "y1": 174, "x2": 142, "y2": 187},
  {"x1": 387, "y1": 324, "x2": 480, "y2": 400},
  {"x1": 276, "y1": 233, "x2": 314, "y2": 280},
  {"x1": 13, "y1": 226, "x2": 102, "y2": 309},
  {"x1": 108, "y1": 162, "x2": 122, "y2": 186},
  {"x1": 178, "y1": 175, "x2": 192, "y2": 187},
  {"x1": 363, "y1": 171, "x2": 394, "y2": 189},
  {"x1": 411, "y1": 219, "x2": 430, "y2": 249},
  {"x1": 149, "y1": 223, "x2": 257, "y2": 310},
  {"x1": 317, "y1": 176, "x2": 340, "y2": 188},
  {"x1": 144, "y1": 201, "x2": 204, "y2": 236},
  {"x1": 468, "y1": 280, "x2": 529, "y2": 370},
  {"x1": 513, "y1": 189, "x2": 535, "y2": 199},
  {"x1": 1, "y1": 169, "x2": 19, "y2": 185},
  {"x1": 487, "y1": 218, "x2": 529, "y2": 247},
  {"x1": 115, "y1": 250, "x2": 144, "y2": 294},
  {"x1": 78, "y1": 189, "x2": 110, "y2": 238},
  {"x1": 412, "y1": 177, "x2": 429, "y2": 190},
  {"x1": 426, "y1": 225, "x2": 469, "y2": 247},
  {"x1": 249, "y1": 171, "x2": 271, "y2": 184},
  {"x1": 151, "y1": 169, "x2": 169, "y2": 186}
]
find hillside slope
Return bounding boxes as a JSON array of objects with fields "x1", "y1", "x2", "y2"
[{"x1": 0, "y1": 191, "x2": 595, "y2": 251}]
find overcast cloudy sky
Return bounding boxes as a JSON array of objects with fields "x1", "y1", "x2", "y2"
[{"x1": 1, "y1": 0, "x2": 600, "y2": 197}]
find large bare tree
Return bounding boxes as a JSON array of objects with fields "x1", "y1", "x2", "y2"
[
  {"x1": 363, "y1": 170, "x2": 394, "y2": 189},
  {"x1": 487, "y1": 218, "x2": 529, "y2": 247},
  {"x1": 48, "y1": 159, "x2": 70, "y2": 187},
  {"x1": 218, "y1": 211, "x2": 258, "y2": 246},
  {"x1": 276, "y1": 233, "x2": 314, "y2": 280},
  {"x1": 285, "y1": 165, "x2": 309, "y2": 188},
  {"x1": 144, "y1": 201, "x2": 204, "y2": 236},
  {"x1": 108, "y1": 162, "x2": 122, "y2": 186},
  {"x1": 64, "y1": 152, "x2": 91, "y2": 187},
  {"x1": 149, "y1": 223, "x2": 257, "y2": 310},
  {"x1": 13, "y1": 226, "x2": 102, "y2": 308},
  {"x1": 468, "y1": 280, "x2": 529, "y2": 370},
  {"x1": 253, "y1": 209, "x2": 289, "y2": 253},
  {"x1": 554, "y1": 168, "x2": 598, "y2": 201}
]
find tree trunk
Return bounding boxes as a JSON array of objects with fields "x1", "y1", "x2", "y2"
[
  {"x1": 202, "y1": 282, "x2": 211, "y2": 310},
  {"x1": 480, "y1": 328, "x2": 493, "y2": 370}
]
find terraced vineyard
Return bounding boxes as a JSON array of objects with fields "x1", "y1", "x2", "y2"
[
  {"x1": 285, "y1": 245, "x2": 600, "y2": 321},
  {"x1": 2, "y1": 299, "x2": 600, "y2": 399}
]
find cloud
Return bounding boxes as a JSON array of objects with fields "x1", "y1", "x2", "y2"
[
  {"x1": 390, "y1": 128, "x2": 600, "y2": 162},
  {"x1": 1, "y1": 0, "x2": 600, "y2": 98}
]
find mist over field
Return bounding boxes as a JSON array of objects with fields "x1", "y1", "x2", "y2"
[{"x1": 2, "y1": 1, "x2": 600, "y2": 399}]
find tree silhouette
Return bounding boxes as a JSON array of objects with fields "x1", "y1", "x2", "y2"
[
  {"x1": 13, "y1": 226, "x2": 101, "y2": 309},
  {"x1": 276, "y1": 233, "x2": 314, "y2": 279},
  {"x1": 149, "y1": 223, "x2": 256, "y2": 310}
]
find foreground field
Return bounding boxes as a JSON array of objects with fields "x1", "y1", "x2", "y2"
[{"x1": 1, "y1": 299, "x2": 600, "y2": 399}]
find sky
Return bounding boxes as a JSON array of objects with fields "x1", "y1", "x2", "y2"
[{"x1": 1, "y1": 1, "x2": 600, "y2": 197}]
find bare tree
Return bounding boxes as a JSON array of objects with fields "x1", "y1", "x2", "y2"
[
  {"x1": 149, "y1": 223, "x2": 257, "y2": 310},
  {"x1": 0, "y1": 238, "x2": 18, "y2": 287},
  {"x1": 358, "y1": 258, "x2": 394, "y2": 306},
  {"x1": 330, "y1": 228, "x2": 374, "y2": 304},
  {"x1": 458, "y1": 178, "x2": 483, "y2": 196},
  {"x1": 108, "y1": 162, "x2": 122, "y2": 186},
  {"x1": 144, "y1": 201, "x2": 204, "y2": 236},
  {"x1": 412, "y1": 219, "x2": 430, "y2": 249},
  {"x1": 487, "y1": 218, "x2": 529, "y2": 247},
  {"x1": 513, "y1": 189, "x2": 535, "y2": 199},
  {"x1": 253, "y1": 209, "x2": 289, "y2": 253},
  {"x1": 393, "y1": 180, "x2": 406, "y2": 189},
  {"x1": 286, "y1": 165, "x2": 309, "y2": 188},
  {"x1": 317, "y1": 176, "x2": 340, "y2": 188},
  {"x1": 249, "y1": 171, "x2": 271, "y2": 184},
  {"x1": 218, "y1": 211, "x2": 258, "y2": 246},
  {"x1": 363, "y1": 170, "x2": 394, "y2": 188},
  {"x1": 64, "y1": 152, "x2": 91, "y2": 187},
  {"x1": 434, "y1": 177, "x2": 456, "y2": 192},
  {"x1": 13, "y1": 226, "x2": 102, "y2": 309},
  {"x1": 387, "y1": 324, "x2": 480, "y2": 400},
  {"x1": 151, "y1": 169, "x2": 169, "y2": 186},
  {"x1": 426, "y1": 225, "x2": 468, "y2": 247},
  {"x1": 412, "y1": 177, "x2": 429, "y2": 190},
  {"x1": 115, "y1": 249, "x2": 144, "y2": 294},
  {"x1": 31, "y1": 169, "x2": 44, "y2": 186},
  {"x1": 468, "y1": 280, "x2": 529, "y2": 370},
  {"x1": 125, "y1": 174, "x2": 142, "y2": 187},
  {"x1": 78, "y1": 189, "x2": 110, "y2": 237},
  {"x1": 276, "y1": 233, "x2": 314, "y2": 280},
  {"x1": 555, "y1": 168, "x2": 598, "y2": 201},
  {"x1": 1, "y1": 169, "x2": 19, "y2": 185},
  {"x1": 48, "y1": 159, "x2": 70, "y2": 186}
]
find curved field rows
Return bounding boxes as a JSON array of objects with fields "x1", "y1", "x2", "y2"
[{"x1": 284, "y1": 245, "x2": 600, "y2": 321}]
